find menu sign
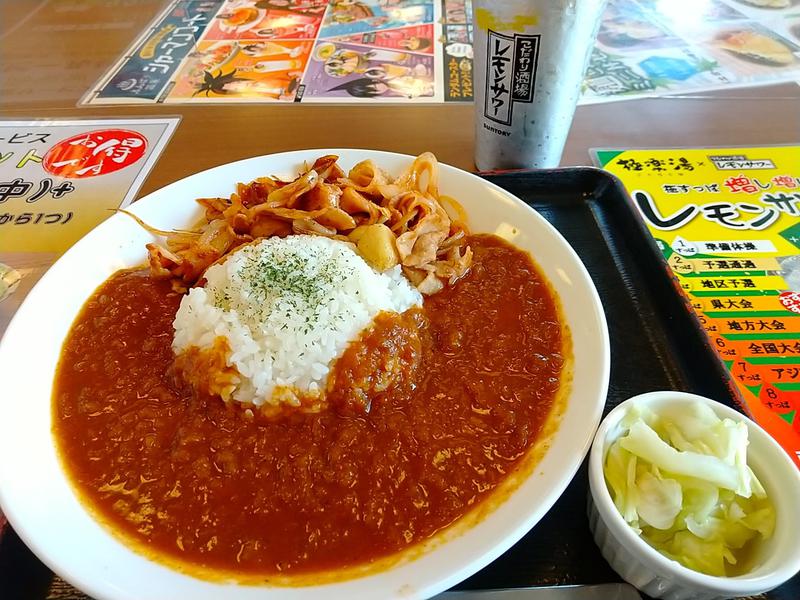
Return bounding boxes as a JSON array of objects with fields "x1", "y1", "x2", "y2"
[
  {"x1": 597, "y1": 146, "x2": 800, "y2": 468},
  {"x1": 82, "y1": 0, "x2": 474, "y2": 105},
  {"x1": 583, "y1": 0, "x2": 800, "y2": 103},
  {"x1": 94, "y1": 1, "x2": 226, "y2": 103},
  {"x1": 0, "y1": 118, "x2": 178, "y2": 332},
  {"x1": 83, "y1": 0, "x2": 800, "y2": 106}
]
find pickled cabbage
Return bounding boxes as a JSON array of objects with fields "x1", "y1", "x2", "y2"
[{"x1": 604, "y1": 402, "x2": 775, "y2": 576}]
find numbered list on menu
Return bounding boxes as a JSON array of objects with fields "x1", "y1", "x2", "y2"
[{"x1": 598, "y1": 146, "x2": 800, "y2": 468}]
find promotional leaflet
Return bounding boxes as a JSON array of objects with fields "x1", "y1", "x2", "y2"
[
  {"x1": 597, "y1": 145, "x2": 800, "y2": 468},
  {"x1": 83, "y1": 0, "x2": 800, "y2": 106},
  {"x1": 0, "y1": 117, "x2": 179, "y2": 332}
]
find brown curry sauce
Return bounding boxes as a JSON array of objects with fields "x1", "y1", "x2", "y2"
[{"x1": 53, "y1": 234, "x2": 566, "y2": 577}]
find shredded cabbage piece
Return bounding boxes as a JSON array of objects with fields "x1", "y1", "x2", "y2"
[
  {"x1": 635, "y1": 470, "x2": 682, "y2": 530},
  {"x1": 604, "y1": 401, "x2": 775, "y2": 577}
]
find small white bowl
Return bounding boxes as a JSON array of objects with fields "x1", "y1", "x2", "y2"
[{"x1": 588, "y1": 391, "x2": 800, "y2": 600}]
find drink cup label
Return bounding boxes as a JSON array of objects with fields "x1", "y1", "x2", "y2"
[{"x1": 484, "y1": 31, "x2": 539, "y2": 127}]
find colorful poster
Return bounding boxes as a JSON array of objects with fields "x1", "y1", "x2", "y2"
[
  {"x1": 90, "y1": 0, "x2": 225, "y2": 103},
  {"x1": 596, "y1": 146, "x2": 800, "y2": 468},
  {"x1": 318, "y1": 1, "x2": 434, "y2": 38},
  {"x1": 441, "y1": 0, "x2": 473, "y2": 101},
  {"x1": 699, "y1": 22, "x2": 800, "y2": 77},
  {"x1": 584, "y1": 46, "x2": 735, "y2": 98},
  {"x1": 442, "y1": 26, "x2": 473, "y2": 101},
  {"x1": 635, "y1": 0, "x2": 748, "y2": 25},
  {"x1": 330, "y1": 24, "x2": 435, "y2": 53},
  {"x1": 166, "y1": 39, "x2": 312, "y2": 100},
  {"x1": 300, "y1": 41, "x2": 435, "y2": 100},
  {"x1": 442, "y1": 0, "x2": 472, "y2": 24},
  {"x1": 83, "y1": 0, "x2": 800, "y2": 105},
  {"x1": 596, "y1": 0, "x2": 686, "y2": 53},
  {"x1": 582, "y1": 0, "x2": 800, "y2": 103},
  {"x1": 0, "y1": 118, "x2": 179, "y2": 332},
  {"x1": 202, "y1": 4, "x2": 324, "y2": 41},
  {"x1": 724, "y1": 0, "x2": 800, "y2": 17}
]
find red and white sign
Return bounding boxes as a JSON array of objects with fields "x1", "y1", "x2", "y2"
[{"x1": 43, "y1": 129, "x2": 148, "y2": 178}]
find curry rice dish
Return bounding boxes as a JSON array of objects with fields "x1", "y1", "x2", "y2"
[{"x1": 53, "y1": 153, "x2": 571, "y2": 579}]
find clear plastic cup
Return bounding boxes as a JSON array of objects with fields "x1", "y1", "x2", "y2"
[{"x1": 473, "y1": 0, "x2": 607, "y2": 170}]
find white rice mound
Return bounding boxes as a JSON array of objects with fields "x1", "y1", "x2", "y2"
[{"x1": 172, "y1": 235, "x2": 422, "y2": 406}]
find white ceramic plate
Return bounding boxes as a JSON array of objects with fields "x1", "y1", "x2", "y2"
[{"x1": 0, "y1": 150, "x2": 610, "y2": 600}]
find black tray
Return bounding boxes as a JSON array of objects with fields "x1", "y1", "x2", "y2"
[{"x1": 1, "y1": 168, "x2": 797, "y2": 599}]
